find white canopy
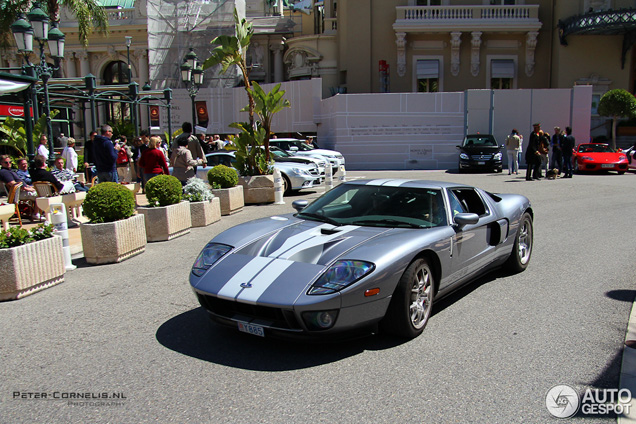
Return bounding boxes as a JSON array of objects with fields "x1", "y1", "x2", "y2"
[{"x1": 0, "y1": 78, "x2": 30, "y2": 95}]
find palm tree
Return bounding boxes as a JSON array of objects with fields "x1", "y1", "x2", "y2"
[{"x1": 0, "y1": 0, "x2": 108, "y2": 48}]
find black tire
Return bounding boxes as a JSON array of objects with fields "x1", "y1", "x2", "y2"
[
  {"x1": 495, "y1": 167, "x2": 503, "y2": 173},
  {"x1": 618, "y1": 171, "x2": 626, "y2": 175},
  {"x1": 381, "y1": 257, "x2": 434, "y2": 339},
  {"x1": 505, "y1": 212, "x2": 533, "y2": 273},
  {"x1": 282, "y1": 174, "x2": 292, "y2": 195}
]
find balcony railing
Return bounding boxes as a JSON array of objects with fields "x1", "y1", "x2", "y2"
[{"x1": 394, "y1": 5, "x2": 541, "y2": 32}]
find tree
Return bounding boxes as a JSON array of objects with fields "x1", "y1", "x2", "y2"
[
  {"x1": 0, "y1": 0, "x2": 108, "y2": 48},
  {"x1": 0, "y1": 109, "x2": 59, "y2": 157},
  {"x1": 598, "y1": 89, "x2": 636, "y2": 150},
  {"x1": 244, "y1": 82, "x2": 290, "y2": 160}
]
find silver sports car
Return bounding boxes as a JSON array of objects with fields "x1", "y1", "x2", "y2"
[{"x1": 190, "y1": 179, "x2": 533, "y2": 340}]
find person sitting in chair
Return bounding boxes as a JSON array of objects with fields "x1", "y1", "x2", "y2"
[
  {"x1": 52, "y1": 157, "x2": 88, "y2": 192},
  {"x1": 31, "y1": 155, "x2": 75, "y2": 194}
]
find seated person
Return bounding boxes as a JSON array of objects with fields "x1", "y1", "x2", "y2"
[
  {"x1": 15, "y1": 157, "x2": 32, "y2": 184},
  {"x1": 51, "y1": 157, "x2": 88, "y2": 192},
  {"x1": 31, "y1": 155, "x2": 75, "y2": 194},
  {"x1": 0, "y1": 154, "x2": 38, "y2": 200}
]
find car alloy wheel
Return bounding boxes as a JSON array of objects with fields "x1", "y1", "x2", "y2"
[
  {"x1": 409, "y1": 262, "x2": 433, "y2": 330},
  {"x1": 505, "y1": 212, "x2": 533, "y2": 273}
]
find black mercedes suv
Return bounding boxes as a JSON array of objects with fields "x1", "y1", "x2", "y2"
[{"x1": 457, "y1": 134, "x2": 503, "y2": 173}]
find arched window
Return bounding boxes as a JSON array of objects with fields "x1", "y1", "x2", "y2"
[{"x1": 102, "y1": 61, "x2": 131, "y2": 123}]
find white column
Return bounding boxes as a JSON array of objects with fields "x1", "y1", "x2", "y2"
[
  {"x1": 270, "y1": 41, "x2": 284, "y2": 82},
  {"x1": 135, "y1": 49, "x2": 150, "y2": 128},
  {"x1": 66, "y1": 52, "x2": 77, "y2": 78},
  {"x1": 78, "y1": 50, "x2": 91, "y2": 78}
]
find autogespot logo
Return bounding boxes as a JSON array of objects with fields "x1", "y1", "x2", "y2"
[{"x1": 546, "y1": 385, "x2": 580, "y2": 418}]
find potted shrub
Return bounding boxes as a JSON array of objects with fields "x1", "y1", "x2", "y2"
[
  {"x1": 207, "y1": 165, "x2": 244, "y2": 215},
  {"x1": 80, "y1": 182, "x2": 146, "y2": 264},
  {"x1": 137, "y1": 175, "x2": 191, "y2": 241},
  {"x1": 0, "y1": 222, "x2": 65, "y2": 300},
  {"x1": 183, "y1": 177, "x2": 221, "y2": 227}
]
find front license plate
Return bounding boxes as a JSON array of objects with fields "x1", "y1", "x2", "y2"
[
  {"x1": 238, "y1": 322, "x2": 265, "y2": 337},
  {"x1": 601, "y1": 164, "x2": 614, "y2": 168},
  {"x1": 477, "y1": 161, "x2": 486, "y2": 165}
]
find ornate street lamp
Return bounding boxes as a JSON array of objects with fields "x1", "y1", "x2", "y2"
[
  {"x1": 180, "y1": 48, "x2": 204, "y2": 135},
  {"x1": 11, "y1": 3, "x2": 65, "y2": 166}
]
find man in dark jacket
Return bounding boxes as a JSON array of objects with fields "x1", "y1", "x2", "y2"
[
  {"x1": 525, "y1": 123, "x2": 543, "y2": 181},
  {"x1": 93, "y1": 124, "x2": 120, "y2": 183},
  {"x1": 31, "y1": 155, "x2": 74, "y2": 193},
  {"x1": 562, "y1": 126, "x2": 575, "y2": 178}
]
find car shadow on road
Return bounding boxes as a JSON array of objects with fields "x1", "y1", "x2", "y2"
[{"x1": 155, "y1": 307, "x2": 406, "y2": 371}]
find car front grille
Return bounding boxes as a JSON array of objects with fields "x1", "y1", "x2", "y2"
[
  {"x1": 196, "y1": 293, "x2": 303, "y2": 330},
  {"x1": 470, "y1": 154, "x2": 493, "y2": 160}
]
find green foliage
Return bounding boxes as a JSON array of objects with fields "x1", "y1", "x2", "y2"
[
  {"x1": 83, "y1": 182, "x2": 135, "y2": 223},
  {"x1": 108, "y1": 120, "x2": 135, "y2": 141},
  {"x1": 77, "y1": 155, "x2": 85, "y2": 173},
  {"x1": 144, "y1": 175, "x2": 182, "y2": 207},
  {"x1": 164, "y1": 128, "x2": 183, "y2": 146},
  {"x1": 229, "y1": 121, "x2": 272, "y2": 176},
  {"x1": 183, "y1": 177, "x2": 214, "y2": 202},
  {"x1": 0, "y1": 110, "x2": 59, "y2": 157},
  {"x1": 0, "y1": 222, "x2": 55, "y2": 249},
  {"x1": 207, "y1": 165, "x2": 238, "y2": 188},
  {"x1": 244, "y1": 82, "x2": 291, "y2": 160},
  {"x1": 598, "y1": 89, "x2": 636, "y2": 119}
]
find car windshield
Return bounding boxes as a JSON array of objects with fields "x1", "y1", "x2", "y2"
[
  {"x1": 578, "y1": 144, "x2": 615, "y2": 153},
  {"x1": 297, "y1": 184, "x2": 447, "y2": 228},
  {"x1": 290, "y1": 141, "x2": 314, "y2": 151},
  {"x1": 463, "y1": 136, "x2": 497, "y2": 147}
]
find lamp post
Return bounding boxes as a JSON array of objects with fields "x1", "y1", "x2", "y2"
[
  {"x1": 125, "y1": 36, "x2": 133, "y2": 131},
  {"x1": 180, "y1": 48, "x2": 204, "y2": 135},
  {"x1": 11, "y1": 3, "x2": 65, "y2": 166}
]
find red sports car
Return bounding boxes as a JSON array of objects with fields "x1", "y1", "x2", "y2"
[{"x1": 573, "y1": 143, "x2": 628, "y2": 174}]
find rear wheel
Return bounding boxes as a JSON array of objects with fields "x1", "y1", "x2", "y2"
[
  {"x1": 282, "y1": 174, "x2": 291, "y2": 195},
  {"x1": 505, "y1": 212, "x2": 533, "y2": 273},
  {"x1": 381, "y1": 258, "x2": 434, "y2": 339}
]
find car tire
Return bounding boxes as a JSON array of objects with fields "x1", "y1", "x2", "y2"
[
  {"x1": 282, "y1": 174, "x2": 292, "y2": 195},
  {"x1": 381, "y1": 257, "x2": 434, "y2": 339},
  {"x1": 619, "y1": 171, "x2": 626, "y2": 175},
  {"x1": 504, "y1": 212, "x2": 533, "y2": 273},
  {"x1": 495, "y1": 167, "x2": 503, "y2": 173}
]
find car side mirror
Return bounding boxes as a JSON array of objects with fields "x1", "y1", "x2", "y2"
[
  {"x1": 290, "y1": 146, "x2": 299, "y2": 152},
  {"x1": 292, "y1": 200, "x2": 309, "y2": 212},
  {"x1": 454, "y1": 213, "x2": 479, "y2": 228}
]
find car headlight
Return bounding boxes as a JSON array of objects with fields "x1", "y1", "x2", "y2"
[
  {"x1": 620, "y1": 155, "x2": 627, "y2": 161},
  {"x1": 493, "y1": 152, "x2": 503, "y2": 160},
  {"x1": 292, "y1": 167, "x2": 310, "y2": 176},
  {"x1": 308, "y1": 260, "x2": 375, "y2": 295},
  {"x1": 192, "y1": 243, "x2": 232, "y2": 277},
  {"x1": 459, "y1": 153, "x2": 469, "y2": 160}
]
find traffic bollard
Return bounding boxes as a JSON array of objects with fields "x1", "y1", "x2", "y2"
[
  {"x1": 325, "y1": 163, "x2": 333, "y2": 192},
  {"x1": 338, "y1": 164, "x2": 347, "y2": 183},
  {"x1": 274, "y1": 167, "x2": 285, "y2": 204},
  {"x1": 50, "y1": 203, "x2": 76, "y2": 271}
]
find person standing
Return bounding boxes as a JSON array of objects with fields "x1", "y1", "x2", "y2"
[
  {"x1": 36, "y1": 134, "x2": 49, "y2": 160},
  {"x1": 505, "y1": 129, "x2": 521, "y2": 175},
  {"x1": 138, "y1": 136, "x2": 169, "y2": 182},
  {"x1": 56, "y1": 132, "x2": 68, "y2": 148},
  {"x1": 562, "y1": 126, "x2": 575, "y2": 178},
  {"x1": 115, "y1": 135, "x2": 133, "y2": 183},
  {"x1": 61, "y1": 137, "x2": 78, "y2": 172},
  {"x1": 93, "y1": 124, "x2": 120, "y2": 183},
  {"x1": 526, "y1": 123, "x2": 543, "y2": 181},
  {"x1": 136, "y1": 130, "x2": 151, "y2": 188},
  {"x1": 84, "y1": 130, "x2": 97, "y2": 182},
  {"x1": 172, "y1": 122, "x2": 205, "y2": 169},
  {"x1": 170, "y1": 136, "x2": 204, "y2": 185},
  {"x1": 550, "y1": 127, "x2": 564, "y2": 175}
]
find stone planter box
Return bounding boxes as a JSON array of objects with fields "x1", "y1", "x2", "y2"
[
  {"x1": 211, "y1": 186, "x2": 244, "y2": 216},
  {"x1": 239, "y1": 175, "x2": 275, "y2": 204},
  {"x1": 0, "y1": 235, "x2": 65, "y2": 300},
  {"x1": 80, "y1": 214, "x2": 147, "y2": 264},
  {"x1": 190, "y1": 197, "x2": 221, "y2": 227},
  {"x1": 137, "y1": 200, "x2": 191, "y2": 242}
]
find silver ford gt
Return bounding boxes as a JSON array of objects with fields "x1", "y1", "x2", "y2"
[{"x1": 190, "y1": 179, "x2": 533, "y2": 340}]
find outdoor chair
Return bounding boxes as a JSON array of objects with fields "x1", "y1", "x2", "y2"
[{"x1": 6, "y1": 182, "x2": 24, "y2": 227}]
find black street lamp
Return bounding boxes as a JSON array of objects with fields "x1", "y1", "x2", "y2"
[
  {"x1": 125, "y1": 36, "x2": 133, "y2": 131},
  {"x1": 180, "y1": 48, "x2": 204, "y2": 135},
  {"x1": 11, "y1": 3, "x2": 65, "y2": 166}
]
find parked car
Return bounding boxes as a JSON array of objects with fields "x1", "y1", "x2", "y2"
[
  {"x1": 181, "y1": 151, "x2": 322, "y2": 195},
  {"x1": 624, "y1": 146, "x2": 636, "y2": 171},
  {"x1": 190, "y1": 179, "x2": 533, "y2": 340},
  {"x1": 269, "y1": 138, "x2": 344, "y2": 174},
  {"x1": 270, "y1": 146, "x2": 326, "y2": 178},
  {"x1": 457, "y1": 134, "x2": 503, "y2": 173},
  {"x1": 573, "y1": 143, "x2": 628, "y2": 174}
]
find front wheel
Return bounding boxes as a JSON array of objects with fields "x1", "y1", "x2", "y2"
[
  {"x1": 381, "y1": 258, "x2": 434, "y2": 339},
  {"x1": 505, "y1": 212, "x2": 533, "y2": 273}
]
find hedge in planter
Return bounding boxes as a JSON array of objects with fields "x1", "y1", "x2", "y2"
[
  {"x1": 183, "y1": 177, "x2": 220, "y2": 227},
  {"x1": 0, "y1": 223, "x2": 65, "y2": 300},
  {"x1": 81, "y1": 182, "x2": 147, "y2": 264},
  {"x1": 138, "y1": 175, "x2": 191, "y2": 241},
  {"x1": 207, "y1": 165, "x2": 244, "y2": 215}
]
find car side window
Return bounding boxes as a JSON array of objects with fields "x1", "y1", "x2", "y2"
[
  {"x1": 207, "y1": 156, "x2": 219, "y2": 166},
  {"x1": 450, "y1": 189, "x2": 488, "y2": 216},
  {"x1": 447, "y1": 191, "x2": 465, "y2": 217}
]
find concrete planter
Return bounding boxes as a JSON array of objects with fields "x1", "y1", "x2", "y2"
[
  {"x1": 0, "y1": 235, "x2": 65, "y2": 301},
  {"x1": 80, "y1": 214, "x2": 147, "y2": 264},
  {"x1": 211, "y1": 186, "x2": 244, "y2": 216},
  {"x1": 239, "y1": 175, "x2": 275, "y2": 204},
  {"x1": 190, "y1": 197, "x2": 221, "y2": 227},
  {"x1": 137, "y1": 200, "x2": 191, "y2": 242}
]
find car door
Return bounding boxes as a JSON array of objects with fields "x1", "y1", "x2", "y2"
[{"x1": 446, "y1": 187, "x2": 498, "y2": 287}]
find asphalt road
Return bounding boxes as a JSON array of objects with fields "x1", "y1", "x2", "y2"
[{"x1": 2, "y1": 169, "x2": 635, "y2": 423}]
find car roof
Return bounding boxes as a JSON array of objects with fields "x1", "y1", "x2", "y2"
[{"x1": 344, "y1": 179, "x2": 472, "y2": 190}]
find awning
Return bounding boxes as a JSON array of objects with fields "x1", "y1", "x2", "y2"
[
  {"x1": 491, "y1": 60, "x2": 515, "y2": 79},
  {"x1": 0, "y1": 72, "x2": 36, "y2": 95},
  {"x1": 416, "y1": 60, "x2": 439, "y2": 79}
]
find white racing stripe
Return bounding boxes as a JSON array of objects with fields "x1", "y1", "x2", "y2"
[
  {"x1": 217, "y1": 257, "x2": 274, "y2": 300},
  {"x1": 236, "y1": 259, "x2": 294, "y2": 304},
  {"x1": 268, "y1": 225, "x2": 360, "y2": 260}
]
